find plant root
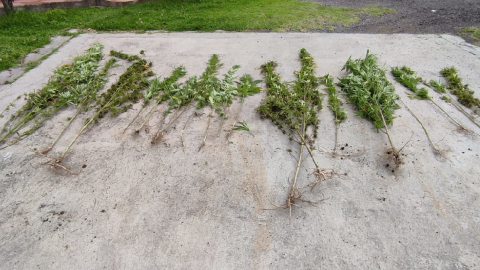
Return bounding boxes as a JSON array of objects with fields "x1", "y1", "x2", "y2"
[
  {"x1": 304, "y1": 168, "x2": 337, "y2": 191},
  {"x1": 17, "y1": 142, "x2": 77, "y2": 175},
  {"x1": 40, "y1": 160, "x2": 78, "y2": 175},
  {"x1": 264, "y1": 186, "x2": 325, "y2": 221}
]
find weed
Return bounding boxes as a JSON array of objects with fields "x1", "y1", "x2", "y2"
[
  {"x1": 196, "y1": 55, "x2": 240, "y2": 150},
  {"x1": 151, "y1": 76, "x2": 198, "y2": 143},
  {"x1": 237, "y1": 74, "x2": 262, "y2": 101},
  {"x1": 392, "y1": 66, "x2": 471, "y2": 132},
  {"x1": 339, "y1": 51, "x2": 402, "y2": 170},
  {"x1": 258, "y1": 49, "x2": 327, "y2": 218}
]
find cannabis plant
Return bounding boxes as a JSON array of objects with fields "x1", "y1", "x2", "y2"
[
  {"x1": 257, "y1": 48, "x2": 326, "y2": 217},
  {"x1": 339, "y1": 51, "x2": 401, "y2": 168}
]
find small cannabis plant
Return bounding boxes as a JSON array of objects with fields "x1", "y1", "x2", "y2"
[
  {"x1": 339, "y1": 51, "x2": 402, "y2": 169},
  {"x1": 321, "y1": 74, "x2": 347, "y2": 153}
]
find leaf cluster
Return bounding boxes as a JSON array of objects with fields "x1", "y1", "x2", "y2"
[
  {"x1": 190, "y1": 55, "x2": 261, "y2": 117},
  {"x1": 426, "y1": 79, "x2": 447, "y2": 94},
  {"x1": 233, "y1": 121, "x2": 254, "y2": 136},
  {"x1": 391, "y1": 66, "x2": 431, "y2": 100},
  {"x1": 321, "y1": 74, "x2": 347, "y2": 124},
  {"x1": 109, "y1": 50, "x2": 143, "y2": 62},
  {"x1": 148, "y1": 66, "x2": 187, "y2": 106},
  {"x1": 97, "y1": 50, "x2": 154, "y2": 118},
  {"x1": 236, "y1": 74, "x2": 262, "y2": 100},
  {"x1": 143, "y1": 55, "x2": 261, "y2": 123},
  {"x1": 441, "y1": 67, "x2": 480, "y2": 108},
  {"x1": 257, "y1": 48, "x2": 323, "y2": 139},
  {"x1": 339, "y1": 51, "x2": 399, "y2": 130}
]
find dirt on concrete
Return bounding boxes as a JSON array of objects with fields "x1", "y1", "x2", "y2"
[{"x1": 316, "y1": 0, "x2": 480, "y2": 41}]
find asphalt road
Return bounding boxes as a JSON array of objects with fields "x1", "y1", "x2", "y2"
[{"x1": 316, "y1": 0, "x2": 480, "y2": 40}]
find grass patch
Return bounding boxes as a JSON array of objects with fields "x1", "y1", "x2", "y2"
[
  {"x1": 0, "y1": 0, "x2": 394, "y2": 71},
  {"x1": 460, "y1": 26, "x2": 480, "y2": 45}
]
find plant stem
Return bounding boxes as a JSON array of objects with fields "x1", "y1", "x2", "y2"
[
  {"x1": 43, "y1": 109, "x2": 81, "y2": 154},
  {"x1": 400, "y1": 99, "x2": 440, "y2": 154},
  {"x1": 199, "y1": 109, "x2": 213, "y2": 151},
  {"x1": 290, "y1": 141, "x2": 304, "y2": 203},
  {"x1": 429, "y1": 98, "x2": 467, "y2": 131},
  {"x1": 152, "y1": 104, "x2": 189, "y2": 143},
  {"x1": 123, "y1": 106, "x2": 144, "y2": 134},
  {"x1": 333, "y1": 123, "x2": 339, "y2": 155},
  {"x1": 436, "y1": 91, "x2": 480, "y2": 129},
  {"x1": 0, "y1": 112, "x2": 35, "y2": 144},
  {"x1": 181, "y1": 112, "x2": 194, "y2": 148},
  {"x1": 378, "y1": 107, "x2": 398, "y2": 154},
  {"x1": 226, "y1": 101, "x2": 245, "y2": 141},
  {"x1": 60, "y1": 100, "x2": 112, "y2": 159},
  {"x1": 449, "y1": 100, "x2": 480, "y2": 129},
  {"x1": 137, "y1": 101, "x2": 161, "y2": 132},
  {"x1": 217, "y1": 104, "x2": 228, "y2": 136}
]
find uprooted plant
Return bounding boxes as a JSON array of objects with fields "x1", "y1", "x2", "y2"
[
  {"x1": 257, "y1": 48, "x2": 331, "y2": 218},
  {"x1": 321, "y1": 74, "x2": 347, "y2": 154},
  {"x1": 59, "y1": 50, "x2": 154, "y2": 160},
  {"x1": 392, "y1": 66, "x2": 472, "y2": 132},
  {"x1": 0, "y1": 43, "x2": 107, "y2": 146},
  {"x1": 339, "y1": 51, "x2": 403, "y2": 170}
]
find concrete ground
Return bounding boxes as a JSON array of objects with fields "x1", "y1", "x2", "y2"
[{"x1": 1, "y1": 33, "x2": 480, "y2": 269}]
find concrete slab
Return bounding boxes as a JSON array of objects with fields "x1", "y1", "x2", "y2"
[{"x1": 0, "y1": 32, "x2": 480, "y2": 269}]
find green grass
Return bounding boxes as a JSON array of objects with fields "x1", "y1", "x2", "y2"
[
  {"x1": 0, "y1": 0, "x2": 394, "y2": 72},
  {"x1": 460, "y1": 26, "x2": 480, "y2": 45}
]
